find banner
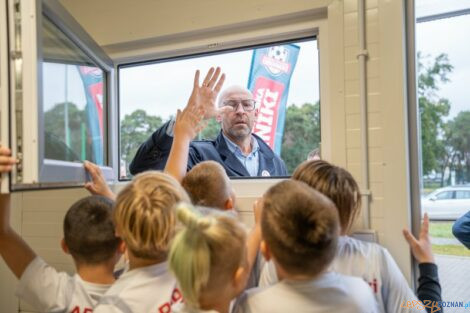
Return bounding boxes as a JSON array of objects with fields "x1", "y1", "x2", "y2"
[
  {"x1": 248, "y1": 44, "x2": 300, "y2": 155},
  {"x1": 77, "y1": 65, "x2": 104, "y2": 165}
]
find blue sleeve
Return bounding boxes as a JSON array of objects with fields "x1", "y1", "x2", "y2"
[
  {"x1": 129, "y1": 121, "x2": 174, "y2": 175},
  {"x1": 452, "y1": 211, "x2": 470, "y2": 249}
]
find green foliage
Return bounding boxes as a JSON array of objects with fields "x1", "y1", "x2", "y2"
[
  {"x1": 120, "y1": 109, "x2": 163, "y2": 171},
  {"x1": 446, "y1": 111, "x2": 470, "y2": 183},
  {"x1": 280, "y1": 102, "x2": 320, "y2": 174},
  {"x1": 418, "y1": 53, "x2": 452, "y2": 176},
  {"x1": 44, "y1": 102, "x2": 89, "y2": 162},
  {"x1": 198, "y1": 118, "x2": 221, "y2": 140}
]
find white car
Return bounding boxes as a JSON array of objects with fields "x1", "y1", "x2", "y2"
[{"x1": 422, "y1": 186, "x2": 470, "y2": 220}]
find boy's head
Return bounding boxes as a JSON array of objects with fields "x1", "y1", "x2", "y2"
[
  {"x1": 261, "y1": 180, "x2": 339, "y2": 277},
  {"x1": 292, "y1": 160, "x2": 361, "y2": 233},
  {"x1": 182, "y1": 161, "x2": 235, "y2": 210},
  {"x1": 114, "y1": 171, "x2": 190, "y2": 260},
  {"x1": 63, "y1": 195, "x2": 120, "y2": 265}
]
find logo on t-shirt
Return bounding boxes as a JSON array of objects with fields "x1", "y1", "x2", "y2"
[{"x1": 157, "y1": 287, "x2": 183, "y2": 313}]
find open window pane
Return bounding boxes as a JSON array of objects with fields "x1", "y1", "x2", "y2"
[{"x1": 42, "y1": 17, "x2": 105, "y2": 166}]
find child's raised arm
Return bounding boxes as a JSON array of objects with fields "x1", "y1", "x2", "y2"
[
  {"x1": 164, "y1": 68, "x2": 225, "y2": 183},
  {"x1": 0, "y1": 147, "x2": 36, "y2": 279},
  {"x1": 244, "y1": 199, "x2": 262, "y2": 281}
]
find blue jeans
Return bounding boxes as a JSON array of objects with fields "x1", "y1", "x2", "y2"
[{"x1": 453, "y1": 211, "x2": 470, "y2": 249}]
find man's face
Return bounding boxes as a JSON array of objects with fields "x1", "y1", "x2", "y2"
[{"x1": 219, "y1": 89, "x2": 258, "y2": 141}]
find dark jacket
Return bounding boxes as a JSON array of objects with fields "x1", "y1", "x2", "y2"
[
  {"x1": 453, "y1": 210, "x2": 470, "y2": 249},
  {"x1": 129, "y1": 121, "x2": 288, "y2": 177}
]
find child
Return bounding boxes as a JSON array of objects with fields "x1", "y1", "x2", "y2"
[
  {"x1": 93, "y1": 171, "x2": 190, "y2": 313},
  {"x1": 182, "y1": 161, "x2": 236, "y2": 211},
  {"x1": 260, "y1": 160, "x2": 441, "y2": 313},
  {"x1": 169, "y1": 203, "x2": 249, "y2": 313},
  {"x1": 236, "y1": 180, "x2": 379, "y2": 313},
  {"x1": 0, "y1": 149, "x2": 122, "y2": 313}
]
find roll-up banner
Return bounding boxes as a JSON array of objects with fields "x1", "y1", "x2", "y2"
[
  {"x1": 77, "y1": 66, "x2": 104, "y2": 165},
  {"x1": 248, "y1": 44, "x2": 300, "y2": 155}
]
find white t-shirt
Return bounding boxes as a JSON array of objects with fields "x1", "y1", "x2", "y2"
[
  {"x1": 259, "y1": 236, "x2": 421, "y2": 313},
  {"x1": 234, "y1": 271, "x2": 379, "y2": 313},
  {"x1": 94, "y1": 261, "x2": 182, "y2": 313},
  {"x1": 16, "y1": 256, "x2": 111, "y2": 313}
]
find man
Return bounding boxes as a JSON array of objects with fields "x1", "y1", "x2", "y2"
[
  {"x1": 453, "y1": 211, "x2": 470, "y2": 249},
  {"x1": 129, "y1": 67, "x2": 287, "y2": 177}
]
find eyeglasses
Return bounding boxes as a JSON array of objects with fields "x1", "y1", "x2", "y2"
[{"x1": 222, "y1": 99, "x2": 256, "y2": 112}]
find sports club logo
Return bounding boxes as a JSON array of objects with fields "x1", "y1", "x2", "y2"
[{"x1": 261, "y1": 46, "x2": 291, "y2": 76}]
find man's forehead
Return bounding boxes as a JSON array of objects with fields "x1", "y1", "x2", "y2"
[{"x1": 220, "y1": 86, "x2": 253, "y2": 100}]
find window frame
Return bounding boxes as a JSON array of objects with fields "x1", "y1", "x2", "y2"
[
  {"x1": 116, "y1": 22, "x2": 329, "y2": 182},
  {"x1": 9, "y1": 0, "x2": 116, "y2": 189}
]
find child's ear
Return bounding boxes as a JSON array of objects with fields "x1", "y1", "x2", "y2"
[
  {"x1": 118, "y1": 240, "x2": 127, "y2": 254},
  {"x1": 260, "y1": 240, "x2": 271, "y2": 261},
  {"x1": 224, "y1": 197, "x2": 234, "y2": 210},
  {"x1": 60, "y1": 239, "x2": 70, "y2": 255},
  {"x1": 233, "y1": 266, "x2": 247, "y2": 292}
]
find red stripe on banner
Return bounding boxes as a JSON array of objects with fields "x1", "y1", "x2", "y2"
[{"x1": 253, "y1": 77, "x2": 285, "y2": 148}]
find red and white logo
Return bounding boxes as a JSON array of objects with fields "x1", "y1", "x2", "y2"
[
  {"x1": 261, "y1": 46, "x2": 291, "y2": 76},
  {"x1": 252, "y1": 77, "x2": 285, "y2": 148}
]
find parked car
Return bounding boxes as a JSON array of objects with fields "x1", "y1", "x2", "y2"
[{"x1": 422, "y1": 186, "x2": 470, "y2": 220}]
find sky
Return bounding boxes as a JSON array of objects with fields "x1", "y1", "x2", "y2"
[
  {"x1": 118, "y1": 40, "x2": 319, "y2": 121},
  {"x1": 416, "y1": 13, "x2": 470, "y2": 119}
]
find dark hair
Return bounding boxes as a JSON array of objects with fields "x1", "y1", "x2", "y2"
[
  {"x1": 292, "y1": 160, "x2": 361, "y2": 233},
  {"x1": 63, "y1": 196, "x2": 120, "y2": 264},
  {"x1": 262, "y1": 180, "x2": 339, "y2": 276}
]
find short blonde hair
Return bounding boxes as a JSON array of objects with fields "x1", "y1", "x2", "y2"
[
  {"x1": 182, "y1": 161, "x2": 231, "y2": 210},
  {"x1": 169, "y1": 203, "x2": 246, "y2": 308},
  {"x1": 292, "y1": 160, "x2": 361, "y2": 233},
  {"x1": 114, "y1": 171, "x2": 190, "y2": 260},
  {"x1": 262, "y1": 180, "x2": 339, "y2": 276}
]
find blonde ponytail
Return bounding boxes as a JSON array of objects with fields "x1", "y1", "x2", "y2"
[{"x1": 169, "y1": 203, "x2": 246, "y2": 308}]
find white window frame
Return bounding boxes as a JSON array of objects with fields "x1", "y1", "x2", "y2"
[{"x1": 7, "y1": 0, "x2": 117, "y2": 190}]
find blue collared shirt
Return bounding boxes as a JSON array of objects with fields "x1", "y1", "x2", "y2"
[{"x1": 222, "y1": 133, "x2": 260, "y2": 176}]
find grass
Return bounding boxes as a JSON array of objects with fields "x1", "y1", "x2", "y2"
[
  {"x1": 429, "y1": 222, "x2": 454, "y2": 238},
  {"x1": 431, "y1": 245, "x2": 470, "y2": 257},
  {"x1": 429, "y1": 221, "x2": 470, "y2": 256}
]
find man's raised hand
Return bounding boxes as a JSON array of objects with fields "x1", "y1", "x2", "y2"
[{"x1": 188, "y1": 67, "x2": 230, "y2": 119}]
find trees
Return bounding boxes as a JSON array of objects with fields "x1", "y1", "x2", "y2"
[
  {"x1": 280, "y1": 102, "x2": 320, "y2": 174},
  {"x1": 417, "y1": 53, "x2": 452, "y2": 180},
  {"x1": 446, "y1": 111, "x2": 470, "y2": 184},
  {"x1": 44, "y1": 102, "x2": 88, "y2": 161},
  {"x1": 198, "y1": 118, "x2": 221, "y2": 140},
  {"x1": 120, "y1": 109, "x2": 163, "y2": 175}
]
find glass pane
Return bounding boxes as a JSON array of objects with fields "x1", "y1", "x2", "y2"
[
  {"x1": 455, "y1": 191, "x2": 470, "y2": 199},
  {"x1": 435, "y1": 191, "x2": 453, "y2": 200},
  {"x1": 42, "y1": 17, "x2": 105, "y2": 165},
  {"x1": 119, "y1": 39, "x2": 319, "y2": 179},
  {"x1": 416, "y1": 8, "x2": 470, "y2": 309}
]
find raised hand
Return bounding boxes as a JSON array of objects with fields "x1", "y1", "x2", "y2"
[
  {"x1": 403, "y1": 213, "x2": 435, "y2": 263},
  {"x1": 0, "y1": 146, "x2": 17, "y2": 173},
  {"x1": 83, "y1": 161, "x2": 116, "y2": 200},
  {"x1": 173, "y1": 103, "x2": 207, "y2": 142},
  {"x1": 187, "y1": 67, "x2": 229, "y2": 119}
]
